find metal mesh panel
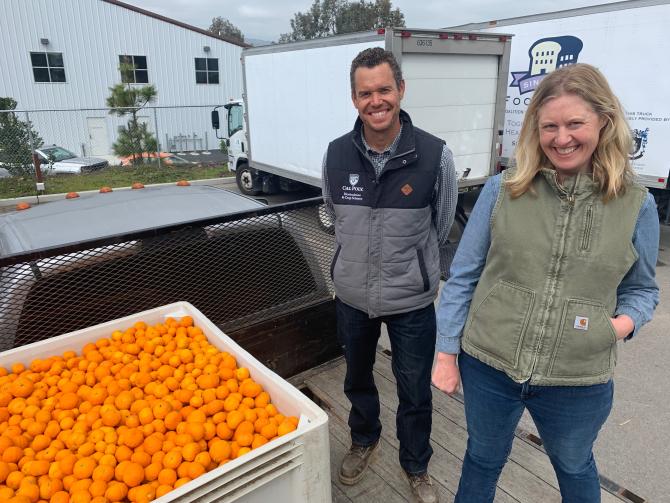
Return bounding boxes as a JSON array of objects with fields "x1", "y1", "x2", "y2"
[{"x1": 0, "y1": 200, "x2": 335, "y2": 351}]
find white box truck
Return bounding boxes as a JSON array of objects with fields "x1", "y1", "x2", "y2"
[
  {"x1": 452, "y1": 0, "x2": 670, "y2": 221},
  {"x1": 213, "y1": 27, "x2": 511, "y2": 200}
]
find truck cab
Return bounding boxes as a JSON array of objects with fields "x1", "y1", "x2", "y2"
[
  {"x1": 222, "y1": 100, "x2": 248, "y2": 178},
  {"x1": 214, "y1": 100, "x2": 309, "y2": 196},
  {"x1": 215, "y1": 100, "x2": 266, "y2": 196}
]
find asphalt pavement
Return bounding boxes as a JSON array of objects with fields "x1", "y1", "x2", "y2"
[{"x1": 593, "y1": 222, "x2": 669, "y2": 502}]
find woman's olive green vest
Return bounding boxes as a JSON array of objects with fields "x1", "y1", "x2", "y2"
[{"x1": 462, "y1": 169, "x2": 647, "y2": 386}]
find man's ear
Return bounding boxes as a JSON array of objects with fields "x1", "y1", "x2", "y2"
[{"x1": 398, "y1": 80, "x2": 405, "y2": 100}]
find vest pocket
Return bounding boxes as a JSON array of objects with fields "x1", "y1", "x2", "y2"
[
  {"x1": 547, "y1": 298, "x2": 617, "y2": 378},
  {"x1": 416, "y1": 249, "x2": 430, "y2": 292},
  {"x1": 580, "y1": 205, "x2": 594, "y2": 251},
  {"x1": 464, "y1": 280, "x2": 535, "y2": 368},
  {"x1": 330, "y1": 245, "x2": 342, "y2": 280}
]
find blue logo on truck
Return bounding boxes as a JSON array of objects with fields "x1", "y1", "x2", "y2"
[
  {"x1": 510, "y1": 36, "x2": 584, "y2": 94},
  {"x1": 630, "y1": 128, "x2": 649, "y2": 160}
]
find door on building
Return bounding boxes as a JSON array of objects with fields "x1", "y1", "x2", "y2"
[{"x1": 86, "y1": 118, "x2": 109, "y2": 156}]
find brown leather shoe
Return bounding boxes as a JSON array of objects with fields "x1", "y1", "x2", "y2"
[
  {"x1": 338, "y1": 440, "x2": 379, "y2": 485},
  {"x1": 405, "y1": 471, "x2": 439, "y2": 503}
]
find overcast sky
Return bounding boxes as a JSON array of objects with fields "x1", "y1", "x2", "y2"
[{"x1": 119, "y1": 0, "x2": 623, "y2": 41}]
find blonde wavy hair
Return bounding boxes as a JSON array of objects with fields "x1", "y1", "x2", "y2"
[{"x1": 507, "y1": 63, "x2": 634, "y2": 201}]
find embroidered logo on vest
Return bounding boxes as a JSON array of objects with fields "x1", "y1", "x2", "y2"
[
  {"x1": 349, "y1": 174, "x2": 360, "y2": 186},
  {"x1": 401, "y1": 184, "x2": 413, "y2": 196}
]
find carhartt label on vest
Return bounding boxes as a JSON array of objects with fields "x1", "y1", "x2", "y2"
[{"x1": 574, "y1": 316, "x2": 589, "y2": 330}]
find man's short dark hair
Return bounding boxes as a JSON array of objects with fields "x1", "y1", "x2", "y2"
[{"x1": 350, "y1": 47, "x2": 403, "y2": 94}]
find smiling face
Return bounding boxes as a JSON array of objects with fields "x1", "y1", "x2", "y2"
[
  {"x1": 351, "y1": 62, "x2": 405, "y2": 147},
  {"x1": 538, "y1": 93, "x2": 606, "y2": 178}
]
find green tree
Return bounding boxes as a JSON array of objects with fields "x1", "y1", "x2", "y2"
[
  {"x1": 208, "y1": 16, "x2": 245, "y2": 44},
  {"x1": 279, "y1": 0, "x2": 404, "y2": 42},
  {"x1": 337, "y1": 0, "x2": 404, "y2": 33},
  {"x1": 0, "y1": 97, "x2": 43, "y2": 177},
  {"x1": 106, "y1": 65, "x2": 158, "y2": 163}
]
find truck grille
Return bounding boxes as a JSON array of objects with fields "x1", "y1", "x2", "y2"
[{"x1": 81, "y1": 161, "x2": 109, "y2": 172}]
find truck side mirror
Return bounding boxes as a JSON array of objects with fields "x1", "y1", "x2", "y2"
[
  {"x1": 211, "y1": 110, "x2": 220, "y2": 130},
  {"x1": 225, "y1": 138, "x2": 230, "y2": 147}
]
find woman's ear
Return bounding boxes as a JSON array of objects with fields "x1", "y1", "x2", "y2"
[{"x1": 599, "y1": 115, "x2": 609, "y2": 130}]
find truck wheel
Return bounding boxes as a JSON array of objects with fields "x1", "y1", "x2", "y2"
[
  {"x1": 236, "y1": 163, "x2": 261, "y2": 196},
  {"x1": 317, "y1": 204, "x2": 335, "y2": 235}
]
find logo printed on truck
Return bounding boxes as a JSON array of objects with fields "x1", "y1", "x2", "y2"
[
  {"x1": 630, "y1": 128, "x2": 649, "y2": 160},
  {"x1": 510, "y1": 36, "x2": 584, "y2": 94}
]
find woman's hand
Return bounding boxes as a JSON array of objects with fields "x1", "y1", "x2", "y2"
[
  {"x1": 432, "y1": 352, "x2": 461, "y2": 395},
  {"x1": 610, "y1": 314, "x2": 635, "y2": 340}
]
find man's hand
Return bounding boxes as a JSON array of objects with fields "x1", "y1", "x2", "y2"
[{"x1": 431, "y1": 352, "x2": 460, "y2": 395}]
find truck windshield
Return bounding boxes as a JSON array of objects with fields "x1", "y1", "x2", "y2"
[
  {"x1": 227, "y1": 104, "x2": 243, "y2": 137},
  {"x1": 40, "y1": 147, "x2": 76, "y2": 162}
]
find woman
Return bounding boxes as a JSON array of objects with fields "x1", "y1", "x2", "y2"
[{"x1": 431, "y1": 63, "x2": 659, "y2": 502}]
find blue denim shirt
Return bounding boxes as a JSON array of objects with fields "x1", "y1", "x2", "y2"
[{"x1": 436, "y1": 174, "x2": 660, "y2": 355}]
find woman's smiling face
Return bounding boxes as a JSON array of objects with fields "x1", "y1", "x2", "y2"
[{"x1": 538, "y1": 93, "x2": 606, "y2": 177}]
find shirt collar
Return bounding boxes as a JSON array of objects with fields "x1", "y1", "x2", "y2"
[{"x1": 361, "y1": 124, "x2": 403, "y2": 156}]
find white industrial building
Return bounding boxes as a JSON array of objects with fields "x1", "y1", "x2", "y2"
[{"x1": 0, "y1": 0, "x2": 246, "y2": 160}]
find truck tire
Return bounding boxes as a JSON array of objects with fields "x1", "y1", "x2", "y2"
[{"x1": 236, "y1": 163, "x2": 261, "y2": 196}]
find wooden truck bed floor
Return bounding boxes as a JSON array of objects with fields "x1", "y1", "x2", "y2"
[{"x1": 294, "y1": 349, "x2": 625, "y2": 503}]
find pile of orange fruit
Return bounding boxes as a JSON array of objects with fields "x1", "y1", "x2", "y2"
[{"x1": 0, "y1": 316, "x2": 299, "y2": 503}]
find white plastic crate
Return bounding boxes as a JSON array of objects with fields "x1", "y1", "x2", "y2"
[{"x1": 0, "y1": 302, "x2": 331, "y2": 503}]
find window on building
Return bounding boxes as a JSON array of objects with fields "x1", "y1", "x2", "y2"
[
  {"x1": 30, "y1": 52, "x2": 66, "y2": 83},
  {"x1": 119, "y1": 55, "x2": 148, "y2": 83},
  {"x1": 195, "y1": 58, "x2": 219, "y2": 84}
]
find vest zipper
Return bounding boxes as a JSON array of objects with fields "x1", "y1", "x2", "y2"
[
  {"x1": 528, "y1": 176, "x2": 575, "y2": 380},
  {"x1": 416, "y1": 249, "x2": 430, "y2": 292},
  {"x1": 330, "y1": 245, "x2": 341, "y2": 281}
]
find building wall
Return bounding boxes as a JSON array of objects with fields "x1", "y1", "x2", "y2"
[{"x1": 0, "y1": 0, "x2": 244, "y2": 158}]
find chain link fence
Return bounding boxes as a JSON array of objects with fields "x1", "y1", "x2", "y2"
[
  {"x1": 0, "y1": 105, "x2": 229, "y2": 199},
  {"x1": 0, "y1": 198, "x2": 336, "y2": 373}
]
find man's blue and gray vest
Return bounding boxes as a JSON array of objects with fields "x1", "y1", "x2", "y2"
[{"x1": 326, "y1": 111, "x2": 444, "y2": 318}]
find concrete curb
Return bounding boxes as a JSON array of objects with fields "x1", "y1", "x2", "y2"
[{"x1": 0, "y1": 176, "x2": 237, "y2": 208}]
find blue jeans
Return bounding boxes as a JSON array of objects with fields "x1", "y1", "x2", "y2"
[
  {"x1": 456, "y1": 352, "x2": 613, "y2": 503},
  {"x1": 336, "y1": 298, "x2": 436, "y2": 474}
]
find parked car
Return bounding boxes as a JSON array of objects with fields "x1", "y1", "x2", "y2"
[
  {"x1": 118, "y1": 152, "x2": 194, "y2": 166},
  {"x1": 36, "y1": 145, "x2": 109, "y2": 174}
]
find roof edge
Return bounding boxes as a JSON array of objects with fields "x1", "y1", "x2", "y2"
[{"x1": 101, "y1": 0, "x2": 251, "y2": 48}]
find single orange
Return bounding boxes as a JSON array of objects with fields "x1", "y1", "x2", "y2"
[
  {"x1": 73, "y1": 457, "x2": 96, "y2": 480},
  {"x1": 91, "y1": 464, "x2": 114, "y2": 482},
  {"x1": 104, "y1": 481, "x2": 128, "y2": 502},
  {"x1": 162, "y1": 450, "x2": 182, "y2": 470},
  {"x1": 10, "y1": 377, "x2": 34, "y2": 398},
  {"x1": 121, "y1": 462, "x2": 144, "y2": 488},
  {"x1": 156, "y1": 484, "x2": 173, "y2": 497},
  {"x1": 209, "y1": 440, "x2": 231, "y2": 463}
]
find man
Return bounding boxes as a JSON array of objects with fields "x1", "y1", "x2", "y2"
[{"x1": 322, "y1": 47, "x2": 458, "y2": 503}]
